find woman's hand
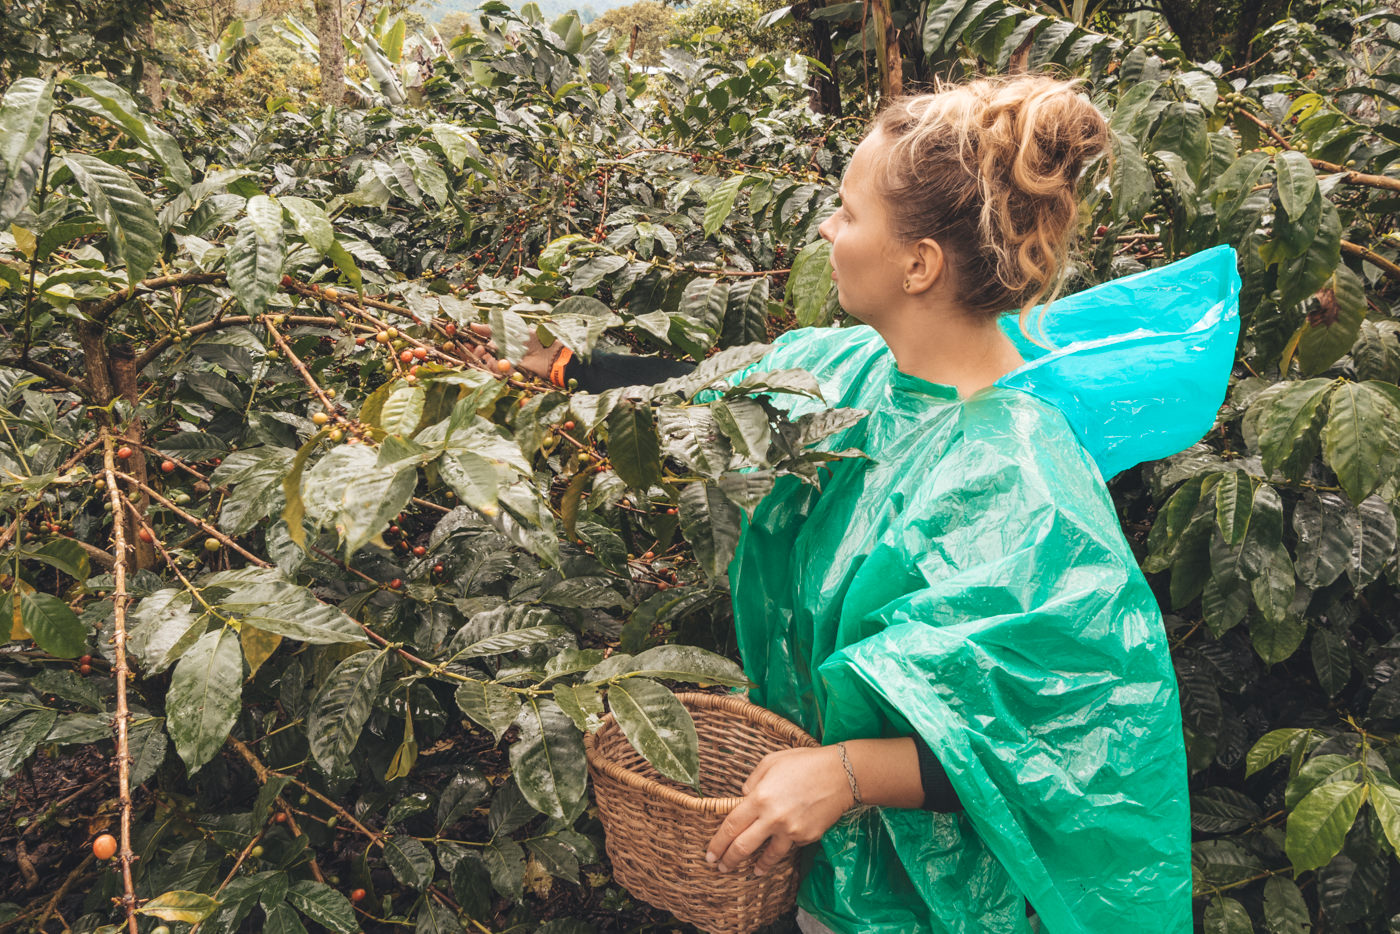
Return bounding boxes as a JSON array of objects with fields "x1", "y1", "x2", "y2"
[
  {"x1": 705, "y1": 745, "x2": 854, "y2": 876},
  {"x1": 467, "y1": 323, "x2": 564, "y2": 382}
]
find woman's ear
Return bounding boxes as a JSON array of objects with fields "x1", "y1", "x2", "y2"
[{"x1": 905, "y1": 237, "x2": 947, "y2": 294}]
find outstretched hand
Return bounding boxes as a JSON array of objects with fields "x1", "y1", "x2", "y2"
[
  {"x1": 705, "y1": 745, "x2": 854, "y2": 876},
  {"x1": 467, "y1": 322, "x2": 565, "y2": 382}
]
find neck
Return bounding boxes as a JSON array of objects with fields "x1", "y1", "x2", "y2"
[{"x1": 870, "y1": 297, "x2": 1025, "y2": 399}]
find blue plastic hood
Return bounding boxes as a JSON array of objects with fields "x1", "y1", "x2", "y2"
[{"x1": 996, "y1": 244, "x2": 1242, "y2": 479}]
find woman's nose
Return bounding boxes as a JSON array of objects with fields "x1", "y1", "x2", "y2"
[{"x1": 818, "y1": 215, "x2": 834, "y2": 243}]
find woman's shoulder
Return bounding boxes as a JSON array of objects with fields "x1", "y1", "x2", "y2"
[
  {"x1": 957, "y1": 386, "x2": 1086, "y2": 453},
  {"x1": 945, "y1": 387, "x2": 1112, "y2": 503},
  {"x1": 763, "y1": 323, "x2": 885, "y2": 365}
]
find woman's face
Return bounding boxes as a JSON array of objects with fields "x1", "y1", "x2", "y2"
[{"x1": 817, "y1": 131, "x2": 911, "y2": 326}]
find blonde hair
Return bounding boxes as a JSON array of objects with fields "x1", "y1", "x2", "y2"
[{"x1": 870, "y1": 74, "x2": 1109, "y2": 339}]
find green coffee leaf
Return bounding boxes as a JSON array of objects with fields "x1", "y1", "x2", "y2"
[
  {"x1": 508, "y1": 699, "x2": 587, "y2": 821},
  {"x1": 383, "y1": 834, "x2": 434, "y2": 890},
  {"x1": 1262, "y1": 875, "x2": 1311, "y2": 934},
  {"x1": 455, "y1": 679, "x2": 522, "y2": 743},
  {"x1": 1284, "y1": 780, "x2": 1366, "y2": 872},
  {"x1": 1311, "y1": 627, "x2": 1350, "y2": 699},
  {"x1": 1109, "y1": 131, "x2": 1154, "y2": 222},
  {"x1": 1370, "y1": 781, "x2": 1400, "y2": 858},
  {"x1": 65, "y1": 75, "x2": 192, "y2": 190},
  {"x1": 63, "y1": 153, "x2": 161, "y2": 287},
  {"x1": 703, "y1": 175, "x2": 747, "y2": 238},
  {"x1": 227, "y1": 194, "x2": 285, "y2": 316},
  {"x1": 415, "y1": 900, "x2": 460, "y2": 934},
  {"x1": 0, "y1": 710, "x2": 58, "y2": 781},
  {"x1": 280, "y1": 195, "x2": 335, "y2": 254},
  {"x1": 1323, "y1": 381, "x2": 1400, "y2": 504},
  {"x1": 1202, "y1": 896, "x2": 1252, "y2": 934},
  {"x1": 285, "y1": 881, "x2": 357, "y2": 933},
  {"x1": 300, "y1": 445, "x2": 417, "y2": 556},
  {"x1": 786, "y1": 240, "x2": 833, "y2": 327},
  {"x1": 0, "y1": 78, "x2": 54, "y2": 228},
  {"x1": 20, "y1": 592, "x2": 85, "y2": 658},
  {"x1": 1249, "y1": 610, "x2": 1305, "y2": 665},
  {"x1": 137, "y1": 891, "x2": 219, "y2": 924},
  {"x1": 1274, "y1": 150, "x2": 1318, "y2": 220},
  {"x1": 307, "y1": 649, "x2": 389, "y2": 773},
  {"x1": 552, "y1": 682, "x2": 604, "y2": 732},
  {"x1": 1255, "y1": 378, "x2": 1332, "y2": 481},
  {"x1": 1245, "y1": 728, "x2": 1313, "y2": 779},
  {"x1": 167, "y1": 627, "x2": 243, "y2": 773},
  {"x1": 1349, "y1": 495, "x2": 1397, "y2": 588},
  {"x1": 1291, "y1": 492, "x2": 1352, "y2": 588},
  {"x1": 607, "y1": 677, "x2": 700, "y2": 789},
  {"x1": 1213, "y1": 471, "x2": 1253, "y2": 545},
  {"x1": 264, "y1": 902, "x2": 310, "y2": 934},
  {"x1": 605, "y1": 400, "x2": 662, "y2": 489},
  {"x1": 678, "y1": 481, "x2": 741, "y2": 581}
]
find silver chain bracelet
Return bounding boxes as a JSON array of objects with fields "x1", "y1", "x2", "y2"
[{"x1": 837, "y1": 741, "x2": 863, "y2": 807}]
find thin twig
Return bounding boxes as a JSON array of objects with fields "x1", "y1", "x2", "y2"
[
  {"x1": 131, "y1": 313, "x2": 352, "y2": 373},
  {"x1": 262, "y1": 318, "x2": 346, "y2": 423},
  {"x1": 227, "y1": 736, "x2": 385, "y2": 846},
  {"x1": 111, "y1": 470, "x2": 271, "y2": 568},
  {"x1": 87, "y1": 272, "x2": 227, "y2": 321},
  {"x1": 1341, "y1": 239, "x2": 1400, "y2": 284},
  {"x1": 1235, "y1": 108, "x2": 1400, "y2": 193},
  {"x1": 0, "y1": 855, "x2": 96, "y2": 933},
  {"x1": 0, "y1": 436, "x2": 103, "y2": 552},
  {"x1": 101, "y1": 432, "x2": 140, "y2": 934},
  {"x1": 0, "y1": 354, "x2": 86, "y2": 392}
]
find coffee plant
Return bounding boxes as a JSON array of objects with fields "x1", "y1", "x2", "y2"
[{"x1": 2, "y1": 0, "x2": 1400, "y2": 930}]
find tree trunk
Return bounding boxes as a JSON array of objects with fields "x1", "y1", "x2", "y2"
[
  {"x1": 140, "y1": 19, "x2": 164, "y2": 108},
  {"x1": 315, "y1": 0, "x2": 346, "y2": 108},
  {"x1": 1232, "y1": 0, "x2": 1265, "y2": 75},
  {"x1": 869, "y1": 0, "x2": 902, "y2": 101},
  {"x1": 794, "y1": 0, "x2": 842, "y2": 116},
  {"x1": 1156, "y1": 0, "x2": 1219, "y2": 63},
  {"x1": 75, "y1": 320, "x2": 156, "y2": 570},
  {"x1": 109, "y1": 347, "x2": 157, "y2": 571}
]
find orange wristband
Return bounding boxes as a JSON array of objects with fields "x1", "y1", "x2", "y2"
[{"x1": 549, "y1": 345, "x2": 574, "y2": 387}]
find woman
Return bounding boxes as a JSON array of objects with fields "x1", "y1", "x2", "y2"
[{"x1": 489, "y1": 74, "x2": 1239, "y2": 932}]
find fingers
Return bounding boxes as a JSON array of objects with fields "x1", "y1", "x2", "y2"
[
  {"x1": 714, "y1": 819, "x2": 779, "y2": 874},
  {"x1": 706, "y1": 797, "x2": 758, "y2": 870},
  {"x1": 467, "y1": 323, "x2": 499, "y2": 354},
  {"x1": 752, "y1": 833, "x2": 794, "y2": 877}
]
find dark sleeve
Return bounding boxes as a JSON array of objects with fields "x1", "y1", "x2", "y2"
[
  {"x1": 561, "y1": 349, "x2": 697, "y2": 392},
  {"x1": 911, "y1": 733, "x2": 963, "y2": 812}
]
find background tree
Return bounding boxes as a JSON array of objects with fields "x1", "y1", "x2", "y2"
[
  {"x1": 588, "y1": 0, "x2": 675, "y2": 65},
  {"x1": 314, "y1": 0, "x2": 346, "y2": 105}
]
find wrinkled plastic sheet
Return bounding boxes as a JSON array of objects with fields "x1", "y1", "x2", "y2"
[{"x1": 722, "y1": 247, "x2": 1239, "y2": 932}]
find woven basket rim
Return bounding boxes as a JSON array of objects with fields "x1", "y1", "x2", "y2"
[{"x1": 584, "y1": 690, "x2": 819, "y2": 815}]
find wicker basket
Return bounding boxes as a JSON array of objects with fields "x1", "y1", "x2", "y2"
[{"x1": 583, "y1": 691, "x2": 820, "y2": 934}]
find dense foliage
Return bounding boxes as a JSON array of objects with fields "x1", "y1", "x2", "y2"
[{"x1": 3, "y1": 0, "x2": 1400, "y2": 932}]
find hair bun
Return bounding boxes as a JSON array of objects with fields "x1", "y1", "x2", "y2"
[{"x1": 872, "y1": 74, "x2": 1109, "y2": 322}]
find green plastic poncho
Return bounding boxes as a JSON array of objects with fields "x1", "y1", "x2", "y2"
[{"x1": 723, "y1": 246, "x2": 1241, "y2": 933}]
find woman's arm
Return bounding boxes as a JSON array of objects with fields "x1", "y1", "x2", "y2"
[
  {"x1": 466, "y1": 323, "x2": 696, "y2": 390},
  {"x1": 704, "y1": 736, "x2": 937, "y2": 875}
]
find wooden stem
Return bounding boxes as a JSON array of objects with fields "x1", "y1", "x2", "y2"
[{"x1": 101, "y1": 433, "x2": 140, "y2": 934}]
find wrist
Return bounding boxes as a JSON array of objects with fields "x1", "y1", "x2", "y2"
[
  {"x1": 832, "y1": 743, "x2": 860, "y2": 810},
  {"x1": 548, "y1": 344, "x2": 573, "y2": 386}
]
